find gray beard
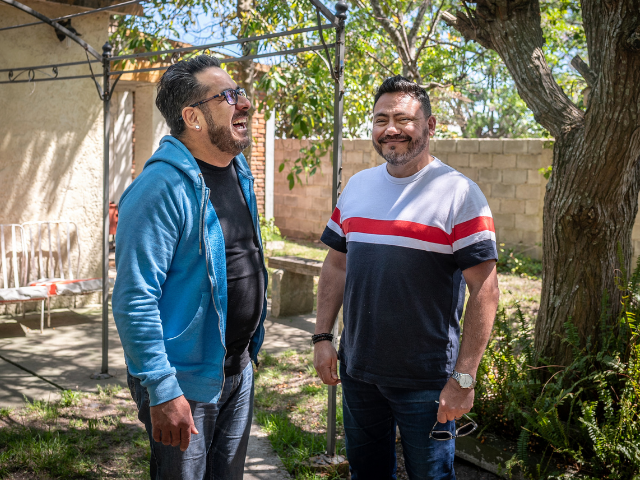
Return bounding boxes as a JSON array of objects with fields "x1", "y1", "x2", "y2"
[
  {"x1": 373, "y1": 128, "x2": 429, "y2": 166},
  {"x1": 202, "y1": 105, "x2": 251, "y2": 156}
]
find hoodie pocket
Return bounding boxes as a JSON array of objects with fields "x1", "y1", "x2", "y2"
[{"x1": 164, "y1": 293, "x2": 210, "y2": 365}]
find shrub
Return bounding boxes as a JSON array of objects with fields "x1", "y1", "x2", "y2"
[
  {"x1": 496, "y1": 244, "x2": 542, "y2": 279},
  {"x1": 476, "y1": 258, "x2": 640, "y2": 479},
  {"x1": 259, "y1": 215, "x2": 282, "y2": 244}
]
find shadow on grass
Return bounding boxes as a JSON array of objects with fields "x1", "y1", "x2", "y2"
[{"x1": 0, "y1": 390, "x2": 149, "y2": 479}]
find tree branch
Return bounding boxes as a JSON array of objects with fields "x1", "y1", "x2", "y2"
[
  {"x1": 415, "y1": 0, "x2": 446, "y2": 59},
  {"x1": 441, "y1": 10, "x2": 493, "y2": 50},
  {"x1": 442, "y1": 1, "x2": 584, "y2": 138},
  {"x1": 369, "y1": 0, "x2": 411, "y2": 66},
  {"x1": 365, "y1": 50, "x2": 398, "y2": 76},
  {"x1": 408, "y1": 0, "x2": 430, "y2": 48},
  {"x1": 570, "y1": 55, "x2": 597, "y2": 88}
]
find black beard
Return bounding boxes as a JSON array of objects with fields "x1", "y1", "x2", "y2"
[
  {"x1": 373, "y1": 127, "x2": 429, "y2": 166},
  {"x1": 201, "y1": 105, "x2": 251, "y2": 155}
]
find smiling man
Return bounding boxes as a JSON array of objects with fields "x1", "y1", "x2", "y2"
[
  {"x1": 314, "y1": 76, "x2": 500, "y2": 479},
  {"x1": 112, "y1": 55, "x2": 267, "y2": 479}
]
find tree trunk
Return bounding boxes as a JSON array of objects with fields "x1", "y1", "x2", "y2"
[
  {"x1": 444, "y1": 0, "x2": 640, "y2": 366},
  {"x1": 538, "y1": 129, "x2": 640, "y2": 365}
]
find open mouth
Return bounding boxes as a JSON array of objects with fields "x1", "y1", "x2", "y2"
[{"x1": 232, "y1": 118, "x2": 248, "y2": 131}]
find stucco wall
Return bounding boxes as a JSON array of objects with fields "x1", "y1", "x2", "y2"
[
  {"x1": 0, "y1": 1, "x2": 111, "y2": 294},
  {"x1": 109, "y1": 90, "x2": 133, "y2": 203},
  {"x1": 274, "y1": 138, "x2": 552, "y2": 259},
  {"x1": 131, "y1": 84, "x2": 170, "y2": 179}
]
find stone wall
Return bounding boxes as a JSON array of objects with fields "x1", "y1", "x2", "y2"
[{"x1": 274, "y1": 138, "x2": 552, "y2": 259}]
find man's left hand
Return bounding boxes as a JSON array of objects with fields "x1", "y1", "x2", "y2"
[{"x1": 437, "y1": 378, "x2": 474, "y2": 424}]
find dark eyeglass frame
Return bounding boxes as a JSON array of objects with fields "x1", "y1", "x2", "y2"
[
  {"x1": 189, "y1": 87, "x2": 248, "y2": 108},
  {"x1": 429, "y1": 402, "x2": 478, "y2": 441}
]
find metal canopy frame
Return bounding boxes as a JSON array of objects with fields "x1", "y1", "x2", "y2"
[{"x1": 0, "y1": 0, "x2": 347, "y2": 457}]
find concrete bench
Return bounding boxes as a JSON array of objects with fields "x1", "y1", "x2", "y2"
[{"x1": 267, "y1": 256, "x2": 323, "y2": 317}]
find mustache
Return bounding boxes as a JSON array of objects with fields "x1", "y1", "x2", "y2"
[{"x1": 377, "y1": 134, "x2": 412, "y2": 143}]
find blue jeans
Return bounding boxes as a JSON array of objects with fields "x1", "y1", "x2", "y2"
[
  {"x1": 340, "y1": 363, "x2": 456, "y2": 480},
  {"x1": 127, "y1": 363, "x2": 254, "y2": 480}
]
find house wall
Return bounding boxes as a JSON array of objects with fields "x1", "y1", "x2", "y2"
[
  {"x1": 131, "y1": 84, "x2": 170, "y2": 179},
  {"x1": 274, "y1": 138, "x2": 553, "y2": 259},
  {"x1": 0, "y1": 1, "x2": 111, "y2": 294},
  {"x1": 109, "y1": 90, "x2": 133, "y2": 203}
]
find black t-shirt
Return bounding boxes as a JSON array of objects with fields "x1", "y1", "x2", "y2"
[{"x1": 195, "y1": 158, "x2": 264, "y2": 377}]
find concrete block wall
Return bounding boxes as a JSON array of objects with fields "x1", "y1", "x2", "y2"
[
  {"x1": 274, "y1": 138, "x2": 552, "y2": 259},
  {"x1": 431, "y1": 139, "x2": 551, "y2": 259}
]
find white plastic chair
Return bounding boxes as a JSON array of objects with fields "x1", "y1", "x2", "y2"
[
  {"x1": 0, "y1": 224, "x2": 48, "y2": 332},
  {"x1": 22, "y1": 221, "x2": 112, "y2": 314}
]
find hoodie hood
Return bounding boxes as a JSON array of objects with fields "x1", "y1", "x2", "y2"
[{"x1": 145, "y1": 135, "x2": 254, "y2": 183}]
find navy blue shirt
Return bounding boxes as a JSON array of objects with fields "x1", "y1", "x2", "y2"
[{"x1": 321, "y1": 160, "x2": 497, "y2": 389}]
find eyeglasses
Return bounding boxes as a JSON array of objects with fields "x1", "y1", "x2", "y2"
[
  {"x1": 190, "y1": 87, "x2": 248, "y2": 108},
  {"x1": 429, "y1": 402, "x2": 478, "y2": 441}
]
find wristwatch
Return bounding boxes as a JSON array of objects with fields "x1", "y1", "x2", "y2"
[{"x1": 450, "y1": 370, "x2": 476, "y2": 389}]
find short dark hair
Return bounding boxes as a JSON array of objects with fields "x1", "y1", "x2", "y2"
[
  {"x1": 156, "y1": 55, "x2": 221, "y2": 136},
  {"x1": 373, "y1": 75, "x2": 432, "y2": 120}
]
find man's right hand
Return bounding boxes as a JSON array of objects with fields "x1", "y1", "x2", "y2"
[
  {"x1": 314, "y1": 340, "x2": 341, "y2": 385},
  {"x1": 150, "y1": 395, "x2": 199, "y2": 452}
]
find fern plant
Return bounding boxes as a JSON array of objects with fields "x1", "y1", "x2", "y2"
[{"x1": 476, "y1": 255, "x2": 640, "y2": 479}]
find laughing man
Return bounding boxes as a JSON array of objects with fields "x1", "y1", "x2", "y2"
[{"x1": 113, "y1": 55, "x2": 267, "y2": 479}]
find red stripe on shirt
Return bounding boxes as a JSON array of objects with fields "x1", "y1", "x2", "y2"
[
  {"x1": 331, "y1": 208, "x2": 343, "y2": 229},
  {"x1": 341, "y1": 217, "x2": 453, "y2": 245},
  {"x1": 452, "y1": 216, "x2": 495, "y2": 242}
]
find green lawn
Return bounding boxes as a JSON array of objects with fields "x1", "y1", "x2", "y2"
[
  {"x1": 254, "y1": 349, "x2": 346, "y2": 480},
  {"x1": 0, "y1": 386, "x2": 149, "y2": 479}
]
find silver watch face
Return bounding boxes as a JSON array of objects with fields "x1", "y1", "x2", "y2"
[{"x1": 458, "y1": 374, "x2": 473, "y2": 388}]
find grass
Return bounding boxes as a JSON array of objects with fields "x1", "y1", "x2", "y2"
[
  {"x1": 0, "y1": 239, "x2": 542, "y2": 479},
  {"x1": 265, "y1": 238, "x2": 330, "y2": 263},
  {"x1": 254, "y1": 349, "x2": 346, "y2": 479},
  {"x1": 0, "y1": 387, "x2": 149, "y2": 479}
]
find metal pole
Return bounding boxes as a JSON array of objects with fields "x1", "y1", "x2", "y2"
[
  {"x1": 101, "y1": 42, "x2": 112, "y2": 376},
  {"x1": 327, "y1": 0, "x2": 348, "y2": 458},
  {"x1": 0, "y1": 0, "x2": 102, "y2": 60}
]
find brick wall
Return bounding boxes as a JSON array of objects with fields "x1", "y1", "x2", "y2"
[
  {"x1": 274, "y1": 138, "x2": 552, "y2": 259},
  {"x1": 250, "y1": 111, "x2": 266, "y2": 215}
]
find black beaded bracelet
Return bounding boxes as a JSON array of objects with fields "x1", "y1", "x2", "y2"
[{"x1": 311, "y1": 333, "x2": 334, "y2": 345}]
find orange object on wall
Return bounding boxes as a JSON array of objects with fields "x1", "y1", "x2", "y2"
[{"x1": 109, "y1": 202, "x2": 118, "y2": 235}]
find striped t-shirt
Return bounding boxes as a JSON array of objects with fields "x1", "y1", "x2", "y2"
[{"x1": 321, "y1": 158, "x2": 497, "y2": 389}]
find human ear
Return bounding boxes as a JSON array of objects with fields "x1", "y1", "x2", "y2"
[{"x1": 182, "y1": 107, "x2": 202, "y2": 132}]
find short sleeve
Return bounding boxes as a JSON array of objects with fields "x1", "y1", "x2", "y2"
[
  {"x1": 320, "y1": 190, "x2": 347, "y2": 253},
  {"x1": 452, "y1": 184, "x2": 498, "y2": 271}
]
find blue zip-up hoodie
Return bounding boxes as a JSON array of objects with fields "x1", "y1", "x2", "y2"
[{"x1": 112, "y1": 135, "x2": 268, "y2": 407}]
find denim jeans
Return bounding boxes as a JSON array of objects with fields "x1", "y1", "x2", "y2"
[
  {"x1": 340, "y1": 363, "x2": 456, "y2": 480},
  {"x1": 127, "y1": 362, "x2": 254, "y2": 480}
]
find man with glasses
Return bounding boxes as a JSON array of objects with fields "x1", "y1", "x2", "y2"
[
  {"x1": 314, "y1": 76, "x2": 500, "y2": 479},
  {"x1": 113, "y1": 55, "x2": 267, "y2": 479}
]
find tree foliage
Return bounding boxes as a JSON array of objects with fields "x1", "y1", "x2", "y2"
[{"x1": 110, "y1": 0, "x2": 590, "y2": 186}]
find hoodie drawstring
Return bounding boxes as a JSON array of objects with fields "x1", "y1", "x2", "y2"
[{"x1": 198, "y1": 173, "x2": 206, "y2": 255}]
